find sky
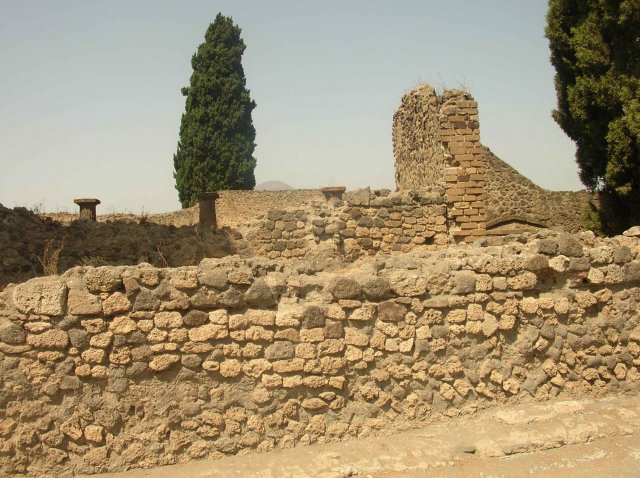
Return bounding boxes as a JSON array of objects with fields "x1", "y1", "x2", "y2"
[{"x1": 0, "y1": 0, "x2": 581, "y2": 214}]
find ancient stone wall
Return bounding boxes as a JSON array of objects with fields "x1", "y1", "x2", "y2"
[
  {"x1": 1, "y1": 230, "x2": 639, "y2": 476},
  {"x1": 484, "y1": 148, "x2": 594, "y2": 233},
  {"x1": 393, "y1": 86, "x2": 486, "y2": 242},
  {"x1": 393, "y1": 84, "x2": 591, "y2": 236},
  {"x1": 248, "y1": 187, "x2": 449, "y2": 261},
  {"x1": 393, "y1": 85, "x2": 446, "y2": 189},
  {"x1": 42, "y1": 190, "x2": 326, "y2": 230},
  {"x1": 438, "y1": 90, "x2": 487, "y2": 242}
]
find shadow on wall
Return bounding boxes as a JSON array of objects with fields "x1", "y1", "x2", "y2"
[{"x1": 0, "y1": 205, "x2": 240, "y2": 286}]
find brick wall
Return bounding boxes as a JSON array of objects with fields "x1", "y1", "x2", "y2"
[{"x1": 439, "y1": 90, "x2": 487, "y2": 242}]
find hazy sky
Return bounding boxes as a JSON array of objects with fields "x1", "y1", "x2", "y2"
[{"x1": 0, "y1": 0, "x2": 580, "y2": 213}]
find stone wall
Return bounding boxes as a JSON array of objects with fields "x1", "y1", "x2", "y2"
[
  {"x1": 484, "y1": 148, "x2": 594, "y2": 233},
  {"x1": 393, "y1": 86, "x2": 486, "y2": 243},
  {"x1": 42, "y1": 190, "x2": 326, "y2": 230},
  {"x1": 393, "y1": 85, "x2": 447, "y2": 189},
  {"x1": 393, "y1": 84, "x2": 591, "y2": 236},
  {"x1": 1, "y1": 230, "x2": 639, "y2": 476},
  {"x1": 248, "y1": 187, "x2": 449, "y2": 261}
]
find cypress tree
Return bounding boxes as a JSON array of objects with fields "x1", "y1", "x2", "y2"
[
  {"x1": 546, "y1": 0, "x2": 640, "y2": 233},
  {"x1": 173, "y1": 13, "x2": 257, "y2": 208}
]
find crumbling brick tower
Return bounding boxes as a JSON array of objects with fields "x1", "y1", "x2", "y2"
[{"x1": 393, "y1": 84, "x2": 486, "y2": 242}]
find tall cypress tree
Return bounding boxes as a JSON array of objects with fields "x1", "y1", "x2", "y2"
[
  {"x1": 174, "y1": 14, "x2": 257, "y2": 208},
  {"x1": 546, "y1": 0, "x2": 640, "y2": 233}
]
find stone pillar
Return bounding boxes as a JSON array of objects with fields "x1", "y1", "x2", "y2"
[
  {"x1": 198, "y1": 192, "x2": 219, "y2": 230},
  {"x1": 321, "y1": 186, "x2": 346, "y2": 202},
  {"x1": 73, "y1": 198, "x2": 100, "y2": 221}
]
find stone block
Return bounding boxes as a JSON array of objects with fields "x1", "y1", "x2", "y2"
[{"x1": 13, "y1": 278, "x2": 67, "y2": 316}]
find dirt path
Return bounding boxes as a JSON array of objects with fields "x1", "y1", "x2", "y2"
[{"x1": 86, "y1": 393, "x2": 640, "y2": 478}]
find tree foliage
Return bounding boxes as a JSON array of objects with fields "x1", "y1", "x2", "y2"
[
  {"x1": 174, "y1": 13, "x2": 256, "y2": 208},
  {"x1": 546, "y1": 0, "x2": 640, "y2": 233}
]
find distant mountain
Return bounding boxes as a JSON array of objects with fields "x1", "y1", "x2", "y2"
[{"x1": 255, "y1": 180, "x2": 294, "y2": 191}]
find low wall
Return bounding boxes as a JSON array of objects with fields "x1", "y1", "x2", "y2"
[
  {"x1": 248, "y1": 188, "x2": 449, "y2": 261},
  {"x1": 41, "y1": 190, "x2": 326, "y2": 230},
  {"x1": 1, "y1": 230, "x2": 639, "y2": 476}
]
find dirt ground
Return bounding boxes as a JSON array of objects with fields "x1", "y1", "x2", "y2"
[{"x1": 86, "y1": 393, "x2": 640, "y2": 478}]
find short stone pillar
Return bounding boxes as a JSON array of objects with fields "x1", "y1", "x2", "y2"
[
  {"x1": 74, "y1": 198, "x2": 100, "y2": 221},
  {"x1": 321, "y1": 186, "x2": 346, "y2": 202},
  {"x1": 198, "y1": 192, "x2": 219, "y2": 230}
]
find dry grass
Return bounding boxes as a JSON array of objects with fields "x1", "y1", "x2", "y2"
[
  {"x1": 38, "y1": 239, "x2": 64, "y2": 276},
  {"x1": 155, "y1": 243, "x2": 169, "y2": 268}
]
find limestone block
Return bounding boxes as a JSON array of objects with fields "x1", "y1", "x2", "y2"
[
  {"x1": 388, "y1": 271, "x2": 428, "y2": 296},
  {"x1": 283, "y1": 375, "x2": 303, "y2": 388},
  {"x1": 272, "y1": 358, "x2": 305, "y2": 373},
  {"x1": 132, "y1": 266, "x2": 160, "y2": 287},
  {"x1": 149, "y1": 354, "x2": 180, "y2": 372},
  {"x1": 166, "y1": 269, "x2": 199, "y2": 289},
  {"x1": 481, "y1": 313, "x2": 499, "y2": 337},
  {"x1": 301, "y1": 398, "x2": 326, "y2": 410},
  {"x1": 188, "y1": 323, "x2": 228, "y2": 342},
  {"x1": 243, "y1": 359, "x2": 272, "y2": 378},
  {"x1": 317, "y1": 339, "x2": 345, "y2": 356},
  {"x1": 300, "y1": 328, "x2": 324, "y2": 343},
  {"x1": 109, "y1": 315, "x2": 137, "y2": 335},
  {"x1": 245, "y1": 326, "x2": 274, "y2": 342},
  {"x1": 229, "y1": 314, "x2": 248, "y2": 330},
  {"x1": 81, "y1": 348, "x2": 106, "y2": 364},
  {"x1": 84, "y1": 425, "x2": 105, "y2": 444},
  {"x1": 349, "y1": 304, "x2": 376, "y2": 322},
  {"x1": 91, "y1": 365, "x2": 109, "y2": 379},
  {"x1": 261, "y1": 373, "x2": 283, "y2": 388},
  {"x1": 219, "y1": 359, "x2": 242, "y2": 377},
  {"x1": 109, "y1": 347, "x2": 131, "y2": 365},
  {"x1": 102, "y1": 292, "x2": 131, "y2": 316},
  {"x1": 13, "y1": 278, "x2": 67, "y2": 316},
  {"x1": 447, "y1": 309, "x2": 466, "y2": 324},
  {"x1": 67, "y1": 290, "x2": 101, "y2": 315},
  {"x1": 26, "y1": 329, "x2": 68, "y2": 349},
  {"x1": 507, "y1": 272, "x2": 537, "y2": 290},
  {"x1": 228, "y1": 270, "x2": 253, "y2": 285},
  {"x1": 344, "y1": 328, "x2": 369, "y2": 347},
  {"x1": 587, "y1": 268, "x2": 605, "y2": 284}
]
